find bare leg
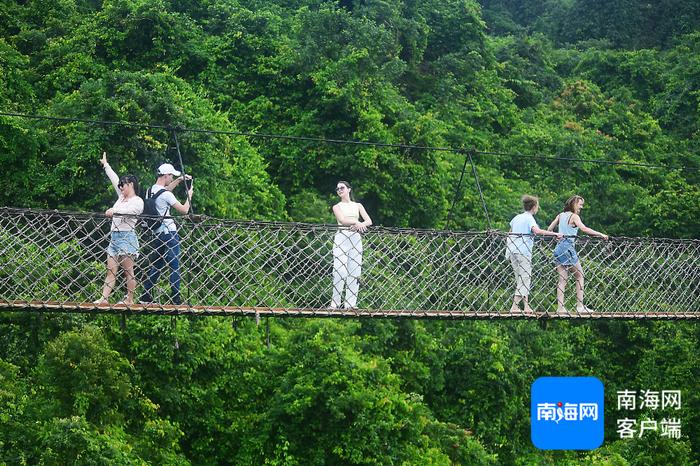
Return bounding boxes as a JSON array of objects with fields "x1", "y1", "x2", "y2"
[
  {"x1": 556, "y1": 265, "x2": 569, "y2": 313},
  {"x1": 120, "y1": 255, "x2": 136, "y2": 304},
  {"x1": 573, "y1": 262, "x2": 588, "y2": 312},
  {"x1": 97, "y1": 256, "x2": 119, "y2": 303}
]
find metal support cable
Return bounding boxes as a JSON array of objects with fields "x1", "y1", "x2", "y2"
[
  {"x1": 1, "y1": 111, "x2": 697, "y2": 172},
  {"x1": 171, "y1": 129, "x2": 193, "y2": 306},
  {"x1": 446, "y1": 149, "x2": 470, "y2": 230},
  {"x1": 475, "y1": 150, "x2": 699, "y2": 172},
  {"x1": 467, "y1": 149, "x2": 492, "y2": 230},
  {"x1": 171, "y1": 129, "x2": 193, "y2": 215}
]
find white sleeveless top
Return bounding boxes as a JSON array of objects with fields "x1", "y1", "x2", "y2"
[{"x1": 336, "y1": 202, "x2": 360, "y2": 225}]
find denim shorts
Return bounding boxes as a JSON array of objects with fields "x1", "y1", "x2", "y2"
[
  {"x1": 107, "y1": 231, "x2": 140, "y2": 257},
  {"x1": 554, "y1": 238, "x2": 578, "y2": 266}
]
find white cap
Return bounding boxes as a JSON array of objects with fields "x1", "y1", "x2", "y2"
[{"x1": 157, "y1": 163, "x2": 181, "y2": 177}]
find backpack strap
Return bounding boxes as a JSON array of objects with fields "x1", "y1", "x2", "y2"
[
  {"x1": 148, "y1": 187, "x2": 170, "y2": 231},
  {"x1": 149, "y1": 187, "x2": 168, "y2": 202}
]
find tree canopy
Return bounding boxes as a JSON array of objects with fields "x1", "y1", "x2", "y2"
[{"x1": 1, "y1": 0, "x2": 699, "y2": 463}]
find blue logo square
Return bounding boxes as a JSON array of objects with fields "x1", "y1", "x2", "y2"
[{"x1": 531, "y1": 376, "x2": 604, "y2": 450}]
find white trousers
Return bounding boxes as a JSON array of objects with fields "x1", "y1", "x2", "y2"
[
  {"x1": 332, "y1": 230, "x2": 363, "y2": 308},
  {"x1": 509, "y1": 253, "x2": 533, "y2": 297}
]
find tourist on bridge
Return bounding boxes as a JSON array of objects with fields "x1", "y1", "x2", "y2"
[
  {"x1": 506, "y1": 195, "x2": 562, "y2": 312},
  {"x1": 548, "y1": 195, "x2": 609, "y2": 314},
  {"x1": 94, "y1": 151, "x2": 144, "y2": 306},
  {"x1": 331, "y1": 180, "x2": 372, "y2": 309},
  {"x1": 140, "y1": 163, "x2": 193, "y2": 305}
]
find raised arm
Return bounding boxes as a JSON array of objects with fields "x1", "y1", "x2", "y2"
[
  {"x1": 170, "y1": 181, "x2": 194, "y2": 214},
  {"x1": 547, "y1": 213, "x2": 561, "y2": 232},
  {"x1": 571, "y1": 214, "x2": 609, "y2": 240},
  {"x1": 166, "y1": 174, "x2": 192, "y2": 192},
  {"x1": 100, "y1": 151, "x2": 120, "y2": 196}
]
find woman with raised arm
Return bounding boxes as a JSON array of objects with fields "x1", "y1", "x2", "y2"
[
  {"x1": 548, "y1": 195, "x2": 608, "y2": 314},
  {"x1": 331, "y1": 181, "x2": 372, "y2": 309},
  {"x1": 94, "y1": 151, "x2": 144, "y2": 305}
]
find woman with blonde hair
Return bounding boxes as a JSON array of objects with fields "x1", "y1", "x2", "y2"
[
  {"x1": 547, "y1": 195, "x2": 608, "y2": 314},
  {"x1": 331, "y1": 180, "x2": 372, "y2": 309}
]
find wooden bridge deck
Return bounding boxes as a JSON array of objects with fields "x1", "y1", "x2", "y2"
[{"x1": 1, "y1": 301, "x2": 698, "y2": 320}]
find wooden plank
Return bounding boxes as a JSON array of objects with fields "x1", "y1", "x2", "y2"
[{"x1": 0, "y1": 301, "x2": 698, "y2": 319}]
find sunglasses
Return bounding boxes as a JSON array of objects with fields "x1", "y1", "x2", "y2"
[
  {"x1": 336, "y1": 186, "x2": 346, "y2": 192},
  {"x1": 118, "y1": 176, "x2": 136, "y2": 188}
]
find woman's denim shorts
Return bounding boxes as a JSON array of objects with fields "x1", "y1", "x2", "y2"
[
  {"x1": 107, "y1": 231, "x2": 140, "y2": 257},
  {"x1": 554, "y1": 238, "x2": 578, "y2": 266}
]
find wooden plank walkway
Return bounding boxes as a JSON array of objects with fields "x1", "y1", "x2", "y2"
[{"x1": 1, "y1": 301, "x2": 698, "y2": 320}]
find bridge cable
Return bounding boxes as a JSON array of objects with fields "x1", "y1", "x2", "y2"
[
  {"x1": 1, "y1": 111, "x2": 697, "y2": 172},
  {"x1": 467, "y1": 149, "x2": 492, "y2": 230},
  {"x1": 446, "y1": 150, "x2": 470, "y2": 230}
]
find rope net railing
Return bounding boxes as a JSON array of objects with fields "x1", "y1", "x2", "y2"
[{"x1": 0, "y1": 207, "x2": 698, "y2": 319}]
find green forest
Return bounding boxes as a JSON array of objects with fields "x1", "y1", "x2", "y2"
[{"x1": 1, "y1": 0, "x2": 699, "y2": 463}]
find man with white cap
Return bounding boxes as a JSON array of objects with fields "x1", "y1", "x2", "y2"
[{"x1": 140, "y1": 163, "x2": 194, "y2": 305}]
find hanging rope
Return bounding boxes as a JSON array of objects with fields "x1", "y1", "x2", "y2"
[
  {"x1": 467, "y1": 149, "x2": 493, "y2": 230},
  {"x1": 1, "y1": 111, "x2": 697, "y2": 172},
  {"x1": 446, "y1": 150, "x2": 470, "y2": 230},
  {"x1": 171, "y1": 128, "x2": 193, "y2": 215},
  {"x1": 0, "y1": 208, "x2": 698, "y2": 319}
]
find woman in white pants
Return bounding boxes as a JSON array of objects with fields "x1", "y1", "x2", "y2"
[{"x1": 331, "y1": 181, "x2": 372, "y2": 309}]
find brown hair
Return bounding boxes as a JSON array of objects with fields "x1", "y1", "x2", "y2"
[
  {"x1": 521, "y1": 194, "x2": 539, "y2": 212},
  {"x1": 564, "y1": 195, "x2": 584, "y2": 213},
  {"x1": 336, "y1": 180, "x2": 355, "y2": 201}
]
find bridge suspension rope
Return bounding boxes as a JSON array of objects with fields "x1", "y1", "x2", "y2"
[{"x1": 1, "y1": 111, "x2": 698, "y2": 172}]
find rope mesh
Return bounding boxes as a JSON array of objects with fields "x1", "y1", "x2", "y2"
[{"x1": 0, "y1": 207, "x2": 698, "y2": 319}]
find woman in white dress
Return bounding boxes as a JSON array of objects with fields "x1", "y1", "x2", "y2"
[{"x1": 331, "y1": 181, "x2": 372, "y2": 309}]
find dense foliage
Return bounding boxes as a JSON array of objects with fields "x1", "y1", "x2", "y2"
[{"x1": 1, "y1": 0, "x2": 699, "y2": 463}]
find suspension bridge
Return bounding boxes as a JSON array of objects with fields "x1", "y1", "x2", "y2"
[{"x1": 1, "y1": 207, "x2": 698, "y2": 319}]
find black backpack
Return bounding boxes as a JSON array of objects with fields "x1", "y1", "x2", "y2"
[{"x1": 141, "y1": 187, "x2": 168, "y2": 232}]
